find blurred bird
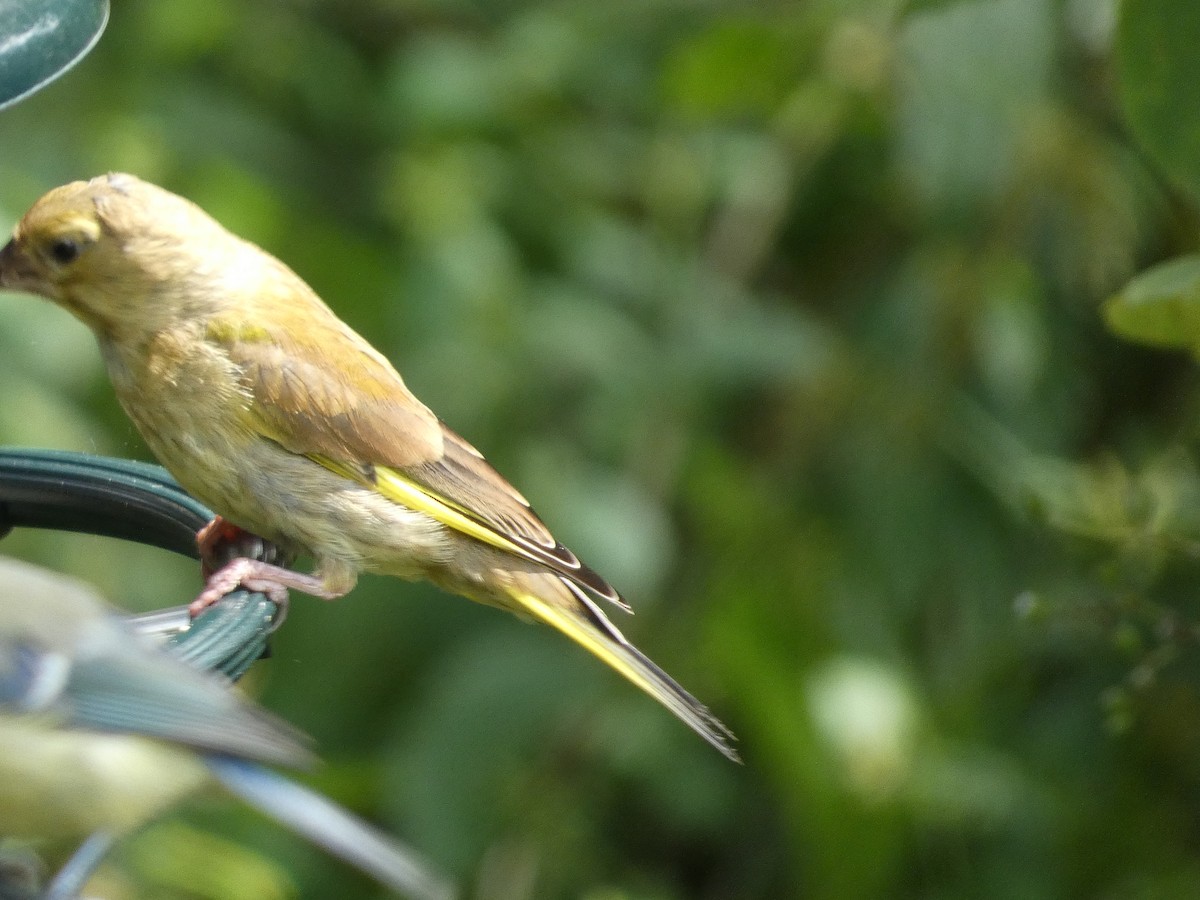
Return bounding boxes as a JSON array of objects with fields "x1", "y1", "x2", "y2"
[
  {"x1": 0, "y1": 173, "x2": 738, "y2": 762},
  {"x1": 0, "y1": 556, "x2": 452, "y2": 899}
]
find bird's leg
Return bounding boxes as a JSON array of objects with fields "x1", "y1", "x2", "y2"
[
  {"x1": 192, "y1": 516, "x2": 340, "y2": 616},
  {"x1": 190, "y1": 557, "x2": 346, "y2": 616}
]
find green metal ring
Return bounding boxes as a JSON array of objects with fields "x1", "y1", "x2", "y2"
[{"x1": 0, "y1": 448, "x2": 281, "y2": 679}]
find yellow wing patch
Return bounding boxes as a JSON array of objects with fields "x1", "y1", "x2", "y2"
[
  {"x1": 310, "y1": 448, "x2": 630, "y2": 612},
  {"x1": 310, "y1": 454, "x2": 530, "y2": 560}
]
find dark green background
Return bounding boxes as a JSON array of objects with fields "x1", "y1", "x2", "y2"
[{"x1": 4, "y1": 0, "x2": 1200, "y2": 897}]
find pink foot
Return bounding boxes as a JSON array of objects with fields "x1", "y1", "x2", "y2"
[{"x1": 189, "y1": 557, "x2": 349, "y2": 617}]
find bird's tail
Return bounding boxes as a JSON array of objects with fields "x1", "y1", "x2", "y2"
[
  {"x1": 205, "y1": 757, "x2": 456, "y2": 900},
  {"x1": 504, "y1": 576, "x2": 740, "y2": 763}
]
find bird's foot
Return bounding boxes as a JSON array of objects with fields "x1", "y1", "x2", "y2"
[
  {"x1": 193, "y1": 516, "x2": 302, "y2": 617},
  {"x1": 192, "y1": 517, "x2": 351, "y2": 617},
  {"x1": 190, "y1": 558, "x2": 348, "y2": 617}
]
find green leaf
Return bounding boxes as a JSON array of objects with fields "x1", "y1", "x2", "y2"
[
  {"x1": 0, "y1": 0, "x2": 109, "y2": 111},
  {"x1": 1116, "y1": 0, "x2": 1200, "y2": 203},
  {"x1": 1104, "y1": 254, "x2": 1200, "y2": 351}
]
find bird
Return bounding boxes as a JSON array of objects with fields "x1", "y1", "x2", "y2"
[
  {"x1": 0, "y1": 554, "x2": 452, "y2": 899},
  {"x1": 0, "y1": 172, "x2": 738, "y2": 762}
]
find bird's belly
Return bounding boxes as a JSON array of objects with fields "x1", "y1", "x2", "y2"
[{"x1": 140, "y1": 421, "x2": 450, "y2": 577}]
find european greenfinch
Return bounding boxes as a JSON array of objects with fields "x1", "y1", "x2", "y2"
[
  {"x1": 0, "y1": 555, "x2": 450, "y2": 898},
  {"x1": 0, "y1": 173, "x2": 737, "y2": 762}
]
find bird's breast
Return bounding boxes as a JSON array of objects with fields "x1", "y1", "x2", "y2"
[{"x1": 100, "y1": 330, "x2": 259, "y2": 514}]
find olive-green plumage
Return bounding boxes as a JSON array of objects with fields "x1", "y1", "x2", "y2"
[{"x1": 0, "y1": 173, "x2": 737, "y2": 761}]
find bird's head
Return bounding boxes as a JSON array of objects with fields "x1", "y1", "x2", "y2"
[{"x1": 0, "y1": 173, "x2": 235, "y2": 336}]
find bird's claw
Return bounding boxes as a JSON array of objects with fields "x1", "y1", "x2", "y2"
[
  {"x1": 190, "y1": 556, "x2": 293, "y2": 617},
  {"x1": 193, "y1": 518, "x2": 296, "y2": 620}
]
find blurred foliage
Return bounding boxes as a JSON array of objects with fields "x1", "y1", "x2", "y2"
[
  {"x1": 1116, "y1": 0, "x2": 1200, "y2": 205},
  {"x1": 6, "y1": 0, "x2": 1200, "y2": 896}
]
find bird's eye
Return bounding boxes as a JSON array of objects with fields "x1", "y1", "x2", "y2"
[{"x1": 49, "y1": 238, "x2": 80, "y2": 265}]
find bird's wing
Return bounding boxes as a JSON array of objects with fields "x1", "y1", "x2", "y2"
[
  {"x1": 393, "y1": 427, "x2": 629, "y2": 610},
  {"x1": 315, "y1": 430, "x2": 630, "y2": 610},
  {"x1": 0, "y1": 631, "x2": 312, "y2": 767},
  {"x1": 209, "y1": 300, "x2": 444, "y2": 469},
  {"x1": 210, "y1": 295, "x2": 627, "y2": 610}
]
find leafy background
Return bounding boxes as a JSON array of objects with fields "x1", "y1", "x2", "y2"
[{"x1": 3, "y1": 0, "x2": 1200, "y2": 896}]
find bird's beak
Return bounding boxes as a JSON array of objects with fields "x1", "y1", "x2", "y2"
[{"x1": 0, "y1": 237, "x2": 37, "y2": 293}]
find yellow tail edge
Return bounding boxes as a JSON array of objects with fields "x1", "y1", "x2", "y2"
[{"x1": 508, "y1": 586, "x2": 741, "y2": 763}]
